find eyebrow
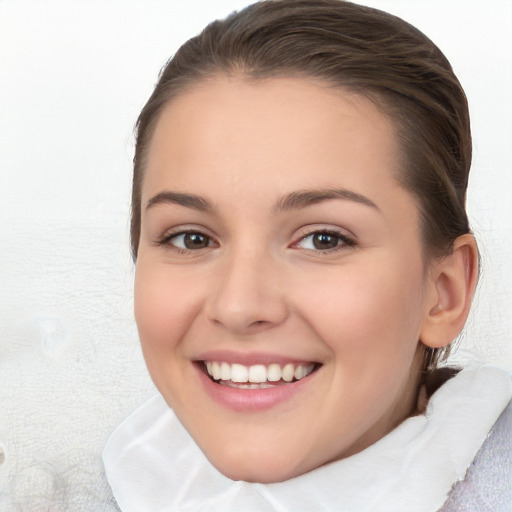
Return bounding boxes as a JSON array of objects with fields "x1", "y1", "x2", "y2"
[
  {"x1": 145, "y1": 191, "x2": 215, "y2": 212},
  {"x1": 273, "y1": 188, "x2": 379, "y2": 213},
  {"x1": 145, "y1": 187, "x2": 379, "y2": 214}
]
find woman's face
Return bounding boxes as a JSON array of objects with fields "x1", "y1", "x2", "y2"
[{"x1": 135, "y1": 77, "x2": 434, "y2": 482}]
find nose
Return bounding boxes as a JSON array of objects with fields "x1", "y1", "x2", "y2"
[{"x1": 206, "y1": 249, "x2": 289, "y2": 335}]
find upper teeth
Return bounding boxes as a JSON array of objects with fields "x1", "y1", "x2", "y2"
[{"x1": 204, "y1": 361, "x2": 315, "y2": 383}]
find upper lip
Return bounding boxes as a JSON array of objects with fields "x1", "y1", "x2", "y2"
[{"x1": 194, "y1": 350, "x2": 320, "y2": 366}]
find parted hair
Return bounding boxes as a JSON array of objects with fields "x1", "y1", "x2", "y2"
[{"x1": 130, "y1": 0, "x2": 473, "y2": 370}]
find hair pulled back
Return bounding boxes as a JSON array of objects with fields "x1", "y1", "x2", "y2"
[{"x1": 131, "y1": 0, "x2": 473, "y2": 370}]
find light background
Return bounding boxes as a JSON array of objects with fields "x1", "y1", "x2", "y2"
[{"x1": 1, "y1": 0, "x2": 511, "y2": 508}]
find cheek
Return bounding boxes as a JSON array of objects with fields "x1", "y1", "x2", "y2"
[
  {"x1": 134, "y1": 262, "x2": 202, "y2": 360},
  {"x1": 296, "y1": 261, "x2": 426, "y2": 363}
]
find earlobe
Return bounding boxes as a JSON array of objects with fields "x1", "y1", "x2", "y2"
[{"x1": 420, "y1": 234, "x2": 479, "y2": 349}]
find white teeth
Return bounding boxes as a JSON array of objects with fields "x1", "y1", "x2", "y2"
[
  {"x1": 220, "y1": 381, "x2": 275, "y2": 390},
  {"x1": 294, "y1": 365, "x2": 306, "y2": 379},
  {"x1": 231, "y1": 363, "x2": 249, "y2": 383},
  {"x1": 267, "y1": 363, "x2": 282, "y2": 382},
  {"x1": 211, "y1": 362, "x2": 220, "y2": 380},
  {"x1": 204, "y1": 361, "x2": 316, "y2": 384},
  {"x1": 282, "y1": 363, "x2": 294, "y2": 382},
  {"x1": 220, "y1": 362, "x2": 231, "y2": 381},
  {"x1": 248, "y1": 364, "x2": 267, "y2": 383}
]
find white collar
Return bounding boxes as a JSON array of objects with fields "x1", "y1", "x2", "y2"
[{"x1": 103, "y1": 366, "x2": 511, "y2": 512}]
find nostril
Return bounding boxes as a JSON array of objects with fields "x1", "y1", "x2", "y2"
[{"x1": 249, "y1": 319, "x2": 271, "y2": 330}]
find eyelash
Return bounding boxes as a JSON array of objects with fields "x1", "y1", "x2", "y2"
[
  {"x1": 292, "y1": 229, "x2": 356, "y2": 253},
  {"x1": 154, "y1": 228, "x2": 356, "y2": 254},
  {"x1": 154, "y1": 229, "x2": 217, "y2": 254}
]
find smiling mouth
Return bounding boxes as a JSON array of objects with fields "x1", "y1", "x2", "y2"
[{"x1": 202, "y1": 361, "x2": 319, "y2": 389}]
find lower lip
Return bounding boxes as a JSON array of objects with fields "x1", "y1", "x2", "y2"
[{"x1": 195, "y1": 364, "x2": 316, "y2": 412}]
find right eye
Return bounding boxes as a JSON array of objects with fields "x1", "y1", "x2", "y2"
[{"x1": 157, "y1": 230, "x2": 216, "y2": 251}]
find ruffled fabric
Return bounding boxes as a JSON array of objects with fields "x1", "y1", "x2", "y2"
[{"x1": 103, "y1": 366, "x2": 511, "y2": 512}]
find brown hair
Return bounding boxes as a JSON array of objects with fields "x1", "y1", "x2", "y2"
[{"x1": 130, "y1": 0, "x2": 473, "y2": 370}]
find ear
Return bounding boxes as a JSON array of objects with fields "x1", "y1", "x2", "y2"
[{"x1": 420, "y1": 234, "x2": 479, "y2": 349}]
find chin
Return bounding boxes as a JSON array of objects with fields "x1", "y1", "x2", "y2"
[
  {"x1": 203, "y1": 444, "x2": 309, "y2": 483},
  {"x1": 215, "y1": 462, "x2": 301, "y2": 484}
]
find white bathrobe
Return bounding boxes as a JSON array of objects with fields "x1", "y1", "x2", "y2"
[{"x1": 103, "y1": 365, "x2": 512, "y2": 512}]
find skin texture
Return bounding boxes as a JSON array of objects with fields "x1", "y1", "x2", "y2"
[{"x1": 134, "y1": 77, "x2": 466, "y2": 483}]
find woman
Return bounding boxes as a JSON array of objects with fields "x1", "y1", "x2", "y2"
[{"x1": 103, "y1": 1, "x2": 512, "y2": 510}]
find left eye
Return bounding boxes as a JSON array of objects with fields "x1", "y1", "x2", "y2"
[{"x1": 296, "y1": 231, "x2": 351, "y2": 251}]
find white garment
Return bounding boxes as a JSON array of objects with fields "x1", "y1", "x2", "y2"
[{"x1": 103, "y1": 366, "x2": 512, "y2": 512}]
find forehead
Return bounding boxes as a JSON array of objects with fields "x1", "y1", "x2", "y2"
[{"x1": 143, "y1": 77, "x2": 402, "y2": 199}]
